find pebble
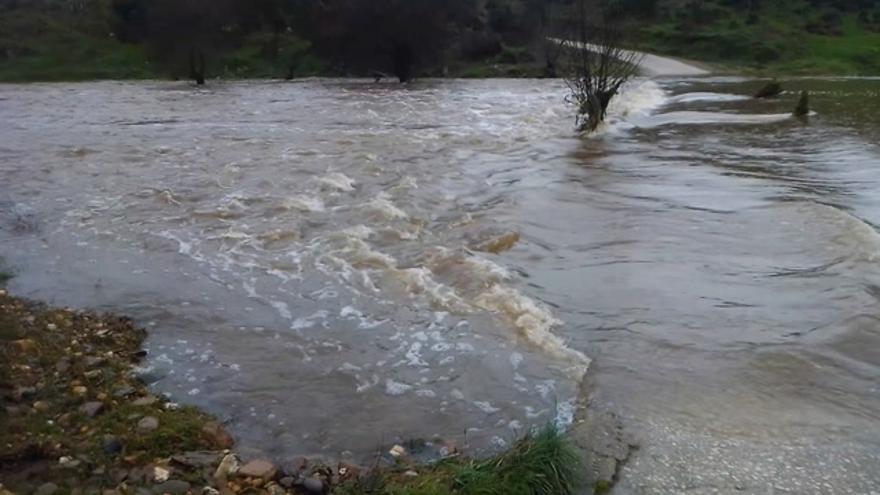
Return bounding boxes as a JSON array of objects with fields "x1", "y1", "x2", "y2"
[
  {"x1": 83, "y1": 369, "x2": 102, "y2": 379},
  {"x1": 214, "y1": 453, "x2": 240, "y2": 479},
  {"x1": 79, "y1": 401, "x2": 105, "y2": 418},
  {"x1": 151, "y1": 480, "x2": 190, "y2": 495},
  {"x1": 72, "y1": 385, "x2": 88, "y2": 396},
  {"x1": 170, "y1": 450, "x2": 221, "y2": 469},
  {"x1": 84, "y1": 356, "x2": 105, "y2": 367},
  {"x1": 152, "y1": 465, "x2": 171, "y2": 483},
  {"x1": 288, "y1": 456, "x2": 308, "y2": 475},
  {"x1": 59, "y1": 456, "x2": 81, "y2": 468},
  {"x1": 302, "y1": 477, "x2": 324, "y2": 495},
  {"x1": 265, "y1": 483, "x2": 286, "y2": 495},
  {"x1": 389, "y1": 444, "x2": 407, "y2": 458},
  {"x1": 132, "y1": 395, "x2": 158, "y2": 406},
  {"x1": 201, "y1": 422, "x2": 234, "y2": 449},
  {"x1": 33, "y1": 400, "x2": 51, "y2": 413},
  {"x1": 34, "y1": 483, "x2": 59, "y2": 495},
  {"x1": 10, "y1": 338, "x2": 37, "y2": 352},
  {"x1": 238, "y1": 458, "x2": 277, "y2": 480},
  {"x1": 102, "y1": 436, "x2": 123, "y2": 455},
  {"x1": 113, "y1": 386, "x2": 136, "y2": 398},
  {"x1": 137, "y1": 416, "x2": 159, "y2": 431},
  {"x1": 338, "y1": 462, "x2": 361, "y2": 480},
  {"x1": 56, "y1": 358, "x2": 71, "y2": 373}
]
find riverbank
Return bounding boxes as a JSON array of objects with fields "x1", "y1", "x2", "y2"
[{"x1": 0, "y1": 288, "x2": 595, "y2": 495}]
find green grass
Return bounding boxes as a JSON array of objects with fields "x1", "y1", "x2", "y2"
[
  {"x1": 0, "y1": 10, "x2": 155, "y2": 81},
  {"x1": 338, "y1": 425, "x2": 584, "y2": 495},
  {"x1": 632, "y1": 2, "x2": 880, "y2": 76}
]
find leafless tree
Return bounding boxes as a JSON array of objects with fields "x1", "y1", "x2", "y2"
[{"x1": 562, "y1": 0, "x2": 642, "y2": 133}]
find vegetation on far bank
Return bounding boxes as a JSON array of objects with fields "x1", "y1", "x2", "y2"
[
  {"x1": 0, "y1": 287, "x2": 591, "y2": 494},
  {"x1": 1, "y1": 0, "x2": 879, "y2": 83}
]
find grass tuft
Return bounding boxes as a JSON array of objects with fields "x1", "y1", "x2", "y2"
[{"x1": 339, "y1": 424, "x2": 584, "y2": 495}]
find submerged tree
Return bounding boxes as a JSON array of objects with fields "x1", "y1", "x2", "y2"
[
  {"x1": 139, "y1": 0, "x2": 236, "y2": 84},
  {"x1": 562, "y1": 0, "x2": 641, "y2": 133}
]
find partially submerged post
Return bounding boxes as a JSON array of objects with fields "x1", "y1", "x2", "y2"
[
  {"x1": 793, "y1": 91, "x2": 810, "y2": 117},
  {"x1": 189, "y1": 49, "x2": 206, "y2": 85}
]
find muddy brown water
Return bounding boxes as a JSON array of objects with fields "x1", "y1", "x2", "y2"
[{"x1": 1, "y1": 78, "x2": 879, "y2": 493}]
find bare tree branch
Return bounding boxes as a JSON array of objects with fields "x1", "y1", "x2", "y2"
[{"x1": 559, "y1": 0, "x2": 642, "y2": 133}]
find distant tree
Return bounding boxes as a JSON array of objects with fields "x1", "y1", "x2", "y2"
[
  {"x1": 562, "y1": 0, "x2": 641, "y2": 133},
  {"x1": 140, "y1": 0, "x2": 236, "y2": 84},
  {"x1": 309, "y1": 0, "x2": 476, "y2": 82}
]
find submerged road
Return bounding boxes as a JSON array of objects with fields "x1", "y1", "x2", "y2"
[{"x1": 552, "y1": 38, "x2": 711, "y2": 76}]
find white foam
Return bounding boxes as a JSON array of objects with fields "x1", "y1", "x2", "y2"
[
  {"x1": 385, "y1": 379, "x2": 412, "y2": 396},
  {"x1": 395, "y1": 267, "x2": 468, "y2": 312},
  {"x1": 283, "y1": 195, "x2": 325, "y2": 212},
  {"x1": 317, "y1": 172, "x2": 357, "y2": 192},
  {"x1": 368, "y1": 194, "x2": 408, "y2": 220},
  {"x1": 475, "y1": 285, "x2": 590, "y2": 378},
  {"x1": 474, "y1": 401, "x2": 500, "y2": 414}
]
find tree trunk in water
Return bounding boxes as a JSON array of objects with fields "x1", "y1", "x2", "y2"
[
  {"x1": 189, "y1": 49, "x2": 206, "y2": 85},
  {"x1": 391, "y1": 41, "x2": 414, "y2": 83}
]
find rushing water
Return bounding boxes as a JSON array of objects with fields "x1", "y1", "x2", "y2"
[{"x1": 1, "y1": 78, "x2": 879, "y2": 492}]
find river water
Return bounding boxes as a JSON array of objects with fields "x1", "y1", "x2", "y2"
[{"x1": 1, "y1": 78, "x2": 878, "y2": 493}]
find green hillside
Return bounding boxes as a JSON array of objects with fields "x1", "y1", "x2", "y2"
[{"x1": 1, "y1": 0, "x2": 878, "y2": 81}]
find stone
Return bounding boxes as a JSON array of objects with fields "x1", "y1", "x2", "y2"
[
  {"x1": 201, "y1": 422, "x2": 234, "y2": 449},
  {"x1": 237, "y1": 459, "x2": 277, "y2": 480},
  {"x1": 12, "y1": 386, "x2": 36, "y2": 402},
  {"x1": 287, "y1": 456, "x2": 308, "y2": 475},
  {"x1": 72, "y1": 385, "x2": 88, "y2": 396},
  {"x1": 214, "y1": 453, "x2": 240, "y2": 479},
  {"x1": 170, "y1": 450, "x2": 221, "y2": 469},
  {"x1": 79, "y1": 401, "x2": 105, "y2": 418},
  {"x1": 337, "y1": 462, "x2": 361, "y2": 481},
  {"x1": 33, "y1": 400, "x2": 51, "y2": 413},
  {"x1": 278, "y1": 477, "x2": 295, "y2": 488},
  {"x1": 84, "y1": 356, "x2": 106, "y2": 367},
  {"x1": 56, "y1": 358, "x2": 71, "y2": 373},
  {"x1": 137, "y1": 416, "x2": 159, "y2": 431},
  {"x1": 403, "y1": 470, "x2": 419, "y2": 477},
  {"x1": 11, "y1": 338, "x2": 37, "y2": 352},
  {"x1": 132, "y1": 395, "x2": 158, "y2": 407},
  {"x1": 151, "y1": 480, "x2": 190, "y2": 495},
  {"x1": 302, "y1": 477, "x2": 324, "y2": 495},
  {"x1": 265, "y1": 483, "x2": 286, "y2": 495},
  {"x1": 35, "y1": 482, "x2": 60, "y2": 495},
  {"x1": 389, "y1": 445, "x2": 407, "y2": 458},
  {"x1": 200, "y1": 488, "x2": 219, "y2": 495},
  {"x1": 113, "y1": 386, "x2": 136, "y2": 398},
  {"x1": 152, "y1": 465, "x2": 171, "y2": 483},
  {"x1": 83, "y1": 369, "x2": 103, "y2": 379},
  {"x1": 103, "y1": 435, "x2": 123, "y2": 455},
  {"x1": 59, "y1": 456, "x2": 81, "y2": 468}
]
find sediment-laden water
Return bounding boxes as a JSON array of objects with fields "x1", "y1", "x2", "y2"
[{"x1": 1, "y1": 77, "x2": 878, "y2": 493}]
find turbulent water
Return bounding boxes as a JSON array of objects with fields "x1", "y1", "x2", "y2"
[{"x1": 2, "y1": 77, "x2": 879, "y2": 492}]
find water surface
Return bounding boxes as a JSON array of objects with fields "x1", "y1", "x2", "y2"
[{"x1": 1, "y1": 77, "x2": 878, "y2": 492}]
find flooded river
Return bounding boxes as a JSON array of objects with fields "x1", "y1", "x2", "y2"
[{"x1": 1, "y1": 78, "x2": 879, "y2": 493}]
